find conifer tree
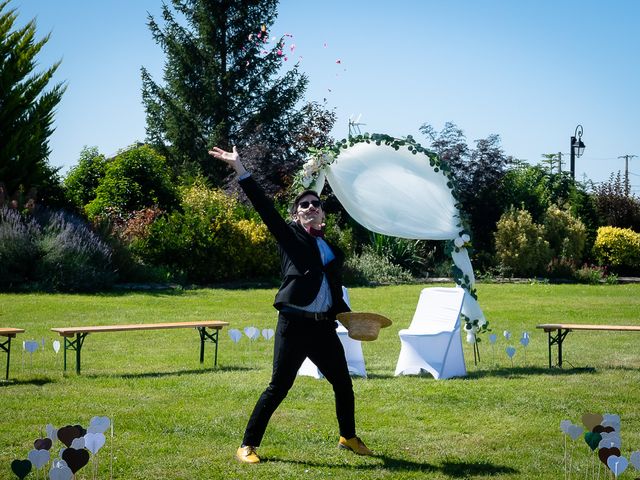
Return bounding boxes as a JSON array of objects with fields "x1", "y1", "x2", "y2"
[
  {"x1": 141, "y1": 0, "x2": 309, "y2": 192},
  {"x1": 0, "y1": 1, "x2": 66, "y2": 203}
]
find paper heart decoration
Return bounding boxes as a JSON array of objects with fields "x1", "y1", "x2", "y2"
[
  {"x1": 244, "y1": 326, "x2": 259, "y2": 340},
  {"x1": 53, "y1": 340, "x2": 61, "y2": 353},
  {"x1": 24, "y1": 340, "x2": 39, "y2": 353},
  {"x1": 11, "y1": 459, "x2": 32, "y2": 479},
  {"x1": 28, "y1": 448, "x2": 50, "y2": 469},
  {"x1": 61, "y1": 447, "x2": 90, "y2": 473},
  {"x1": 34, "y1": 437, "x2": 52, "y2": 450},
  {"x1": 567, "y1": 424, "x2": 583, "y2": 440},
  {"x1": 84, "y1": 432, "x2": 106, "y2": 454},
  {"x1": 505, "y1": 346, "x2": 516, "y2": 358},
  {"x1": 49, "y1": 463, "x2": 73, "y2": 480},
  {"x1": 262, "y1": 328, "x2": 274, "y2": 340},
  {"x1": 519, "y1": 337, "x2": 529, "y2": 347},
  {"x1": 70, "y1": 437, "x2": 85, "y2": 449},
  {"x1": 503, "y1": 330, "x2": 511, "y2": 340},
  {"x1": 599, "y1": 447, "x2": 622, "y2": 466},
  {"x1": 630, "y1": 450, "x2": 640, "y2": 470},
  {"x1": 599, "y1": 432, "x2": 621, "y2": 449},
  {"x1": 582, "y1": 413, "x2": 604, "y2": 431},
  {"x1": 228, "y1": 329, "x2": 242, "y2": 343},
  {"x1": 88, "y1": 416, "x2": 111, "y2": 434},
  {"x1": 584, "y1": 431, "x2": 602, "y2": 451},
  {"x1": 46, "y1": 424, "x2": 58, "y2": 442},
  {"x1": 57, "y1": 425, "x2": 85, "y2": 447},
  {"x1": 488, "y1": 334, "x2": 497, "y2": 344},
  {"x1": 602, "y1": 414, "x2": 621, "y2": 431},
  {"x1": 607, "y1": 455, "x2": 629, "y2": 477},
  {"x1": 560, "y1": 419, "x2": 572, "y2": 434}
]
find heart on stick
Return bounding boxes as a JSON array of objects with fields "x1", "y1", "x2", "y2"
[
  {"x1": 262, "y1": 328, "x2": 274, "y2": 340},
  {"x1": 24, "y1": 340, "x2": 39, "y2": 353},
  {"x1": 244, "y1": 326, "x2": 259, "y2": 340},
  {"x1": 567, "y1": 424, "x2": 583, "y2": 440},
  {"x1": 84, "y1": 432, "x2": 106, "y2": 454},
  {"x1": 599, "y1": 447, "x2": 622, "y2": 466},
  {"x1": 57, "y1": 425, "x2": 84, "y2": 448},
  {"x1": 49, "y1": 463, "x2": 73, "y2": 480},
  {"x1": 560, "y1": 420, "x2": 572, "y2": 434},
  {"x1": 46, "y1": 424, "x2": 57, "y2": 442},
  {"x1": 53, "y1": 340, "x2": 61, "y2": 353},
  {"x1": 607, "y1": 455, "x2": 629, "y2": 477},
  {"x1": 520, "y1": 337, "x2": 529, "y2": 347},
  {"x1": 10, "y1": 459, "x2": 32, "y2": 479},
  {"x1": 582, "y1": 413, "x2": 604, "y2": 431},
  {"x1": 70, "y1": 437, "x2": 85, "y2": 449},
  {"x1": 88, "y1": 416, "x2": 110, "y2": 434},
  {"x1": 488, "y1": 334, "x2": 497, "y2": 344},
  {"x1": 505, "y1": 346, "x2": 516, "y2": 358},
  {"x1": 34, "y1": 437, "x2": 52, "y2": 450},
  {"x1": 630, "y1": 450, "x2": 640, "y2": 470},
  {"x1": 584, "y1": 431, "x2": 602, "y2": 451},
  {"x1": 28, "y1": 448, "x2": 50, "y2": 469},
  {"x1": 61, "y1": 447, "x2": 90, "y2": 473},
  {"x1": 228, "y1": 329, "x2": 242, "y2": 343}
]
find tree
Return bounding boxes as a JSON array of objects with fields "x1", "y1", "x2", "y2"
[
  {"x1": 592, "y1": 171, "x2": 640, "y2": 231},
  {"x1": 0, "y1": 1, "x2": 66, "y2": 204},
  {"x1": 141, "y1": 0, "x2": 309, "y2": 193},
  {"x1": 63, "y1": 146, "x2": 108, "y2": 211}
]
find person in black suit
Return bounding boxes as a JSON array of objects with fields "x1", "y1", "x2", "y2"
[{"x1": 208, "y1": 146, "x2": 373, "y2": 464}]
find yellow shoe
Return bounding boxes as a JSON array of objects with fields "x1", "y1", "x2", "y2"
[
  {"x1": 236, "y1": 445, "x2": 260, "y2": 464},
  {"x1": 338, "y1": 436, "x2": 373, "y2": 456}
]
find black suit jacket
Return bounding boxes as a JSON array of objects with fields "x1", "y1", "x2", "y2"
[{"x1": 239, "y1": 175, "x2": 350, "y2": 318}]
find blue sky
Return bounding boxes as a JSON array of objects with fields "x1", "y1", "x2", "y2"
[{"x1": 13, "y1": 0, "x2": 640, "y2": 193}]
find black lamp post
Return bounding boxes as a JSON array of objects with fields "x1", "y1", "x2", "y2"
[{"x1": 570, "y1": 125, "x2": 585, "y2": 180}]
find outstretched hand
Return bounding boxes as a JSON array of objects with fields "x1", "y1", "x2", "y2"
[{"x1": 208, "y1": 146, "x2": 246, "y2": 176}]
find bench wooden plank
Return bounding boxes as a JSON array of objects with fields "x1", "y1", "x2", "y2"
[
  {"x1": 51, "y1": 321, "x2": 229, "y2": 374},
  {"x1": 0, "y1": 328, "x2": 24, "y2": 380},
  {"x1": 536, "y1": 323, "x2": 640, "y2": 368},
  {"x1": 51, "y1": 321, "x2": 228, "y2": 336}
]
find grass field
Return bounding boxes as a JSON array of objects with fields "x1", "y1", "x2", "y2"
[{"x1": 1, "y1": 283, "x2": 639, "y2": 479}]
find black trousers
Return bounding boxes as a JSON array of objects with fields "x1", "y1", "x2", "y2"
[{"x1": 242, "y1": 312, "x2": 356, "y2": 446}]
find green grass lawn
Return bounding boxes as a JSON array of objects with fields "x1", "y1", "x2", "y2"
[{"x1": 1, "y1": 284, "x2": 639, "y2": 479}]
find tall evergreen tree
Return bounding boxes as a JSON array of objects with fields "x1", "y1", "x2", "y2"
[
  {"x1": 0, "y1": 1, "x2": 66, "y2": 203},
  {"x1": 141, "y1": 0, "x2": 309, "y2": 193}
]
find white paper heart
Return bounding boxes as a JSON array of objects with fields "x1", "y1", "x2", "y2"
[
  {"x1": 49, "y1": 464, "x2": 73, "y2": 480},
  {"x1": 602, "y1": 413, "x2": 621, "y2": 431},
  {"x1": 53, "y1": 459, "x2": 68, "y2": 469},
  {"x1": 84, "y1": 432, "x2": 106, "y2": 454},
  {"x1": 607, "y1": 455, "x2": 628, "y2": 477},
  {"x1": 46, "y1": 424, "x2": 57, "y2": 442},
  {"x1": 629, "y1": 450, "x2": 640, "y2": 470},
  {"x1": 262, "y1": 328, "x2": 274, "y2": 340},
  {"x1": 244, "y1": 326, "x2": 259, "y2": 340},
  {"x1": 567, "y1": 424, "x2": 583, "y2": 440},
  {"x1": 228, "y1": 329, "x2": 242, "y2": 343},
  {"x1": 488, "y1": 334, "x2": 497, "y2": 344},
  {"x1": 503, "y1": 330, "x2": 511, "y2": 340},
  {"x1": 70, "y1": 437, "x2": 85, "y2": 449},
  {"x1": 599, "y1": 432, "x2": 621, "y2": 449},
  {"x1": 53, "y1": 340, "x2": 61, "y2": 354},
  {"x1": 519, "y1": 337, "x2": 529, "y2": 347},
  {"x1": 28, "y1": 448, "x2": 50, "y2": 469},
  {"x1": 505, "y1": 346, "x2": 516, "y2": 358},
  {"x1": 88, "y1": 416, "x2": 111, "y2": 434},
  {"x1": 560, "y1": 419, "x2": 572, "y2": 434},
  {"x1": 24, "y1": 340, "x2": 39, "y2": 353},
  {"x1": 522, "y1": 331, "x2": 530, "y2": 339}
]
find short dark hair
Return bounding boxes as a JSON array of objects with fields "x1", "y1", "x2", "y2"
[{"x1": 289, "y1": 189, "x2": 321, "y2": 215}]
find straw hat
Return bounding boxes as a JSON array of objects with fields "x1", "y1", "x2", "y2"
[{"x1": 337, "y1": 312, "x2": 392, "y2": 341}]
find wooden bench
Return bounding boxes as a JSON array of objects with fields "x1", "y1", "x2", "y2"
[
  {"x1": 536, "y1": 323, "x2": 640, "y2": 368},
  {"x1": 0, "y1": 328, "x2": 25, "y2": 380},
  {"x1": 51, "y1": 321, "x2": 229, "y2": 374}
]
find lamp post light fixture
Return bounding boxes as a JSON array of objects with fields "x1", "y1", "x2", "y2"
[{"x1": 570, "y1": 125, "x2": 585, "y2": 180}]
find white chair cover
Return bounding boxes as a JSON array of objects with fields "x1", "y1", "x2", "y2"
[
  {"x1": 298, "y1": 287, "x2": 367, "y2": 378},
  {"x1": 395, "y1": 287, "x2": 467, "y2": 379}
]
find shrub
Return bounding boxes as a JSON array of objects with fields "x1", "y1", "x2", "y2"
[
  {"x1": 494, "y1": 207, "x2": 551, "y2": 277},
  {"x1": 0, "y1": 207, "x2": 40, "y2": 288},
  {"x1": 592, "y1": 172, "x2": 640, "y2": 231},
  {"x1": 344, "y1": 247, "x2": 413, "y2": 286},
  {"x1": 543, "y1": 204, "x2": 587, "y2": 262},
  {"x1": 85, "y1": 145, "x2": 178, "y2": 220},
  {"x1": 63, "y1": 146, "x2": 108, "y2": 211},
  {"x1": 369, "y1": 233, "x2": 432, "y2": 277},
  {"x1": 132, "y1": 183, "x2": 278, "y2": 283},
  {"x1": 592, "y1": 226, "x2": 640, "y2": 273}
]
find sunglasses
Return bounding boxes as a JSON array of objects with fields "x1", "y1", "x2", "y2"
[{"x1": 298, "y1": 200, "x2": 321, "y2": 209}]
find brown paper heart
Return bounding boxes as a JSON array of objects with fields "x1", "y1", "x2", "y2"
[
  {"x1": 57, "y1": 425, "x2": 83, "y2": 448},
  {"x1": 599, "y1": 447, "x2": 621, "y2": 466},
  {"x1": 582, "y1": 413, "x2": 603, "y2": 431},
  {"x1": 61, "y1": 447, "x2": 90, "y2": 473},
  {"x1": 34, "y1": 437, "x2": 53, "y2": 450}
]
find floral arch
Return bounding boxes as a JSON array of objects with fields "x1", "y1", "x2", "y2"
[{"x1": 296, "y1": 133, "x2": 487, "y2": 340}]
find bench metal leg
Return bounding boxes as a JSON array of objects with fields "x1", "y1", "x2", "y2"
[
  {"x1": 547, "y1": 328, "x2": 570, "y2": 368},
  {"x1": 1, "y1": 337, "x2": 12, "y2": 380},
  {"x1": 198, "y1": 327, "x2": 220, "y2": 367},
  {"x1": 63, "y1": 333, "x2": 88, "y2": 374}
]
